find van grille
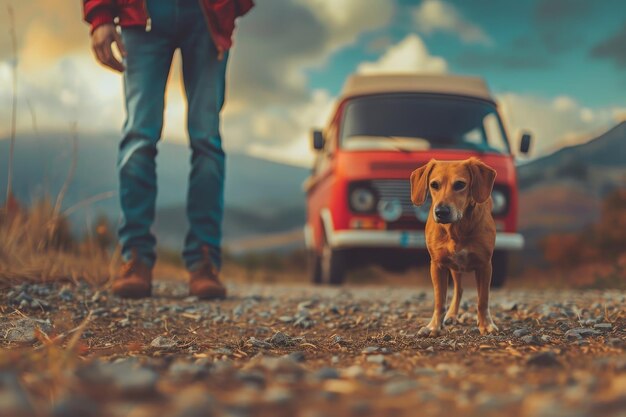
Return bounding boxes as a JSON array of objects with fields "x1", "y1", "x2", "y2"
[{"x1": 371, "y1": 179, "x2": 416, "y2": 218}]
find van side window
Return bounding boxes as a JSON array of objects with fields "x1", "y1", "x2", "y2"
[{"x1": 483, "y1": 113, "x2": 507, "y2": 153}]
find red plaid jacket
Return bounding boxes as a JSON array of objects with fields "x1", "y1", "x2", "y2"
[{"x1": 83, "y1": 0, "x2": 254, "y2": 54}]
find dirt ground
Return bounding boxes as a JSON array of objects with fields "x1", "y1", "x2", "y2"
[{"x1": 0, "y1": 277, "x2": 625, "y2": 417}]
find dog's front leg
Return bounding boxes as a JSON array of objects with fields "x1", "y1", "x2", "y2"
[
  {"x1": 475, "y1": 263, "x2": 498, "y2": 335},
  {"x1": 444, "y1": 270, "x2": 463, "y2": 325},
  {"x1": 418, "y1": 263, "x2": 448, "y2": 337}
]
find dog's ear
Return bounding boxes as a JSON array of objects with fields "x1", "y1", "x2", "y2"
[
  {"x1": 410, "y1": 160, "x2": 435, "y2": 206},
  {"x1": 468, "y1": 158, "x2": 496, "y2": 204}
]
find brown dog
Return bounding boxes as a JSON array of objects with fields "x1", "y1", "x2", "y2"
[{"x1": 410, "y1": 158, "x2": 498, "y2": 336}]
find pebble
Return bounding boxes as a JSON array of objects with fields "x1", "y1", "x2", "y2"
[
  {"x1": 314, "y1": 367, "x2": 340, "y2": 380},
  {"x1": 248, "y1": 337, "x2": 272, "y2": 349},
  {"x1": 214, "y1": 347, "x2": 233, "y2": 356},
  {"x1": 57, "y1": 285, "x2": 74, "y2": 302},
  {"x1": 383, "y1": 379, "x2": 417, "y2": 396},
  {"x1": 513, "y1": 328, "x2": 530, "y2": 338},
  {"x1": 14, "y1": 291, "x2": 33, "y2": 303},
  {"x1": 521, "y1": 335, "x2": 542, "y2": 345},
  {"x1": 3, "y1": 318, "x2": 52, "y2": 343},
  {"x1": 269, "y1": 331, "x2": 296, "y2": 347},
  {"x1": 168, "y1": 360, "x2": 207, "y2": 381},
  {"x1": 0, "y1": 372, "x2": 35, "y2": 416},
  {"x1": 527, "y1": 351, "x2": 562, "y2": 368},
  {"x1": 593, "y1": 323, "x2": 613, "y2": 331},
  {"x1": 77, "y1": 361, "x2": 158, "y2": 396},
  {"x1": 236, "y1": 370, "x2": 266, "y2": 388},
  {"x1": 366, "y1": 355, "x2": 386, "y2": 365},
  {"x1": 565, "y1": 328, "x2": 602, "y2": 339},
  {"x1": 343, "y1": 365, "x2": 365, "y2": 379},
  {"x1": 170, "y1": 386, "x2": 215, "y2": 417},
  {"x1": 51, "y1": 395, "x2": 98, "y2": 417},
  {"x1": 150, "y1": 336, "x2": 177, "y2": 349},
  {"x1": 117, "y1": 318, "x2": 131, "y2": 328},
  {"x1": 263, "y1": 386, "x2": 293, "y2": 405}
]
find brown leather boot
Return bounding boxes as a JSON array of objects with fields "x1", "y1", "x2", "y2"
[
  {"x1": 189, "y1": 247, "x2": 226, "y2": 300},
  {"x1": 112, "y1": 251, "x2": 152, "y2": 298}
]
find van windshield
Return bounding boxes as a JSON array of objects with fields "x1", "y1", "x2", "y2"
[{"x1": 341, "y1": 94, "x2": 510, "y2": 154}]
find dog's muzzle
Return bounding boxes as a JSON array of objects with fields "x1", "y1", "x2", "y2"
[{"x1": 434, "y1": 205, "x2": 453, "y2": 224}]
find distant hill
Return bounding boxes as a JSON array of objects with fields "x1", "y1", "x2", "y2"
[
  {"x1": 518, "y1": 121, "x2": 626, "y2": 193},
  {"x1": 3, "y1": 123, "x2": 624, "y2": 255},
  {"x1": 155, "y1": 204, "x2": 305, "y2": 252},
  {"x1": 517, "y1": 122, "x2": 626, "y2": 261},
  {"x1": 0, "y1": 133, "x2": 309, "y2": 248}
]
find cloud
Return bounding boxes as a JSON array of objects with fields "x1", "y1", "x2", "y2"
[
  {"x1": 224, "y1": 0, "x2": 394, "y2": 162},
  {"x1": 590, "y1": 21, "x2": 626, "y2": 68},
  {"x1": 413, "y1": 0, "x2": 492, "y2": 45},
  {"x1": 246, "y1": 89, "x2": 335, "y2": 167},
  {"x1": 0, "y1": 55, "x2": 123, "y2": 138},
  {"x1": 301, "y1": 0, "x2": 395, "y2": 52},
  {"x1": 1, "y1": 0, "x2": 89, "y2": 68},
  {"x1": 0, "y1": 0, "x2": 395, "y2": 168},
  {"x1": 357, "y1": 34, "x2": 447, "y2": 75},
  {"x1": 497, "y1": 93, "x2": 624, "y2": 155}
]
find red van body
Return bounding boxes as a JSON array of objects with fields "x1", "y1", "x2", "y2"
[{"x1": 304, "y1": 74, "x2": 530, "y2": 286}]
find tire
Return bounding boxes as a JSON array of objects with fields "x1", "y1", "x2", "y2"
[
  {"x1": 309, "y1": 250, "x2": 322, "y2": 285},
  {"x1": 320, "y1": 238, "x2": 347, "y2": 286},
  {"x1": 491, "y1": 251, "x2": 508, "y2": 288}
]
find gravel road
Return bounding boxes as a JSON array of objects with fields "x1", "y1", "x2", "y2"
[{"x1": 0, "y1": 280, "x2": 625, "y2": 417}]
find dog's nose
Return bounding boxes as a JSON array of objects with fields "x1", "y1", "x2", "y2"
[{"x1": 434, "y1": 205, "x2": 452, "y2": 222}]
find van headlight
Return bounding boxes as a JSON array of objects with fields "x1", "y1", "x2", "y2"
[
  {"x1": 491, "y1": 189, "x2": 507, "y2": 215},
  {"x1": 349, "y1": 187, "x2": 377, "y2": 213},
  {"x1": 378, "y1": 199, "x2": 402, "y2": 222}
]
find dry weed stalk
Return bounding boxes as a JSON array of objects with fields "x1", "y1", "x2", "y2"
[
  {"x1": 0, "y1": 7, "x2": 114, "y2": 289},
  {"x1": 5, "y1": 5, "x2": 18, "y2": 202}
]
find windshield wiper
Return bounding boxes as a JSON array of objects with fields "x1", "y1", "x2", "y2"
[{"x1": 384, "y1": 136, "x2": 420, "y2": 153}]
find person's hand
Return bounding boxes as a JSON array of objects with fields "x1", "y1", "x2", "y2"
[{"x1": 91, "y1": 24, "x2": 127, "y2": 72}]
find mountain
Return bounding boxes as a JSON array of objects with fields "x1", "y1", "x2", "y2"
[
  {"x1": 517, "y1": 122, "x2": 626, "y2": 260},
  {"x1": 518, "y1": 121, "x2": 626, "y2": 193},
  {"x1": 0, "y1": 133, "x2": 309, "y2": 248},
  {"x1": 3, "y1": 122, "x2": 623, "y2": 256}
]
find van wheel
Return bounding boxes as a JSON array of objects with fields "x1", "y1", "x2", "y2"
[
  {"x1": 320, "y1": 239, "x2": 347, "y2": 286},
  {"x1": 309, "y1": 251, "x2": 322, "y2": 285},
  {"x1": 491, "y1": 252, "x2": 508, "y2": 288}
]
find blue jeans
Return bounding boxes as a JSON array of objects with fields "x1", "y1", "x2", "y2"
[{"x1": 119, "y1": 0, "x2": 227, "y2": 270}]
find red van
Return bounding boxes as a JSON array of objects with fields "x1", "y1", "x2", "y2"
[{"x1": 304, "y1": 74, "x2": 531, "y2": 287}]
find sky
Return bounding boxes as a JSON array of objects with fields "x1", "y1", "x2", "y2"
[{"x1": 0, "y1": 0, "x2": 625, "y2": 167}]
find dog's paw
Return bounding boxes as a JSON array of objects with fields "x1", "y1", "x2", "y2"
[
  {"x1": 479, "y1": 322, "x2": 499, "y2": 335},
  {"x1": 417, "y1": 325, "x2": 442, "y2": 337}
]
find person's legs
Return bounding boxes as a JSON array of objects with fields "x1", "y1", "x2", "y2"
[
  {"x1": 118, "y1": 2, "x2": 176, "y2": 269},
  {"x1": 178, "y1": 0, "x2": 229, "y2": 272}
]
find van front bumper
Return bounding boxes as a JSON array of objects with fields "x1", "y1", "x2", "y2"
[
  {"x1": 304, "y1": 209, "x2": 525, "y2": 251},
  {"x1": 329, "y1": 229, "x2": 524, "y2": 250}
]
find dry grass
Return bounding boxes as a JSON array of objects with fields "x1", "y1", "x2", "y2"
[{"x1": 0, "y1": 198, "x2": 113, "y2": 288}]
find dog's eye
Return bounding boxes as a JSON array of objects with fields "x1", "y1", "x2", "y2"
[
  {"x1": 430, "y1": 181, "x2": 440, "y2": 190},
  {"x1": 453, "y1": 181, "x2": 467, "y2": 191}
]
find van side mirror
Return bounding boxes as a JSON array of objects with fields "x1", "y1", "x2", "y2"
[
  {"x1": 519, "y1": 132, "x2": 532, "y2": 155},
  {"x1": 312, "y1": 130, "x2": 324, "y2": 151}
]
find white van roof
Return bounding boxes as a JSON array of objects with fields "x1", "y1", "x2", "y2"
[{"x1": 340, "y1": 74, "x2": 493, "y2": 102}]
